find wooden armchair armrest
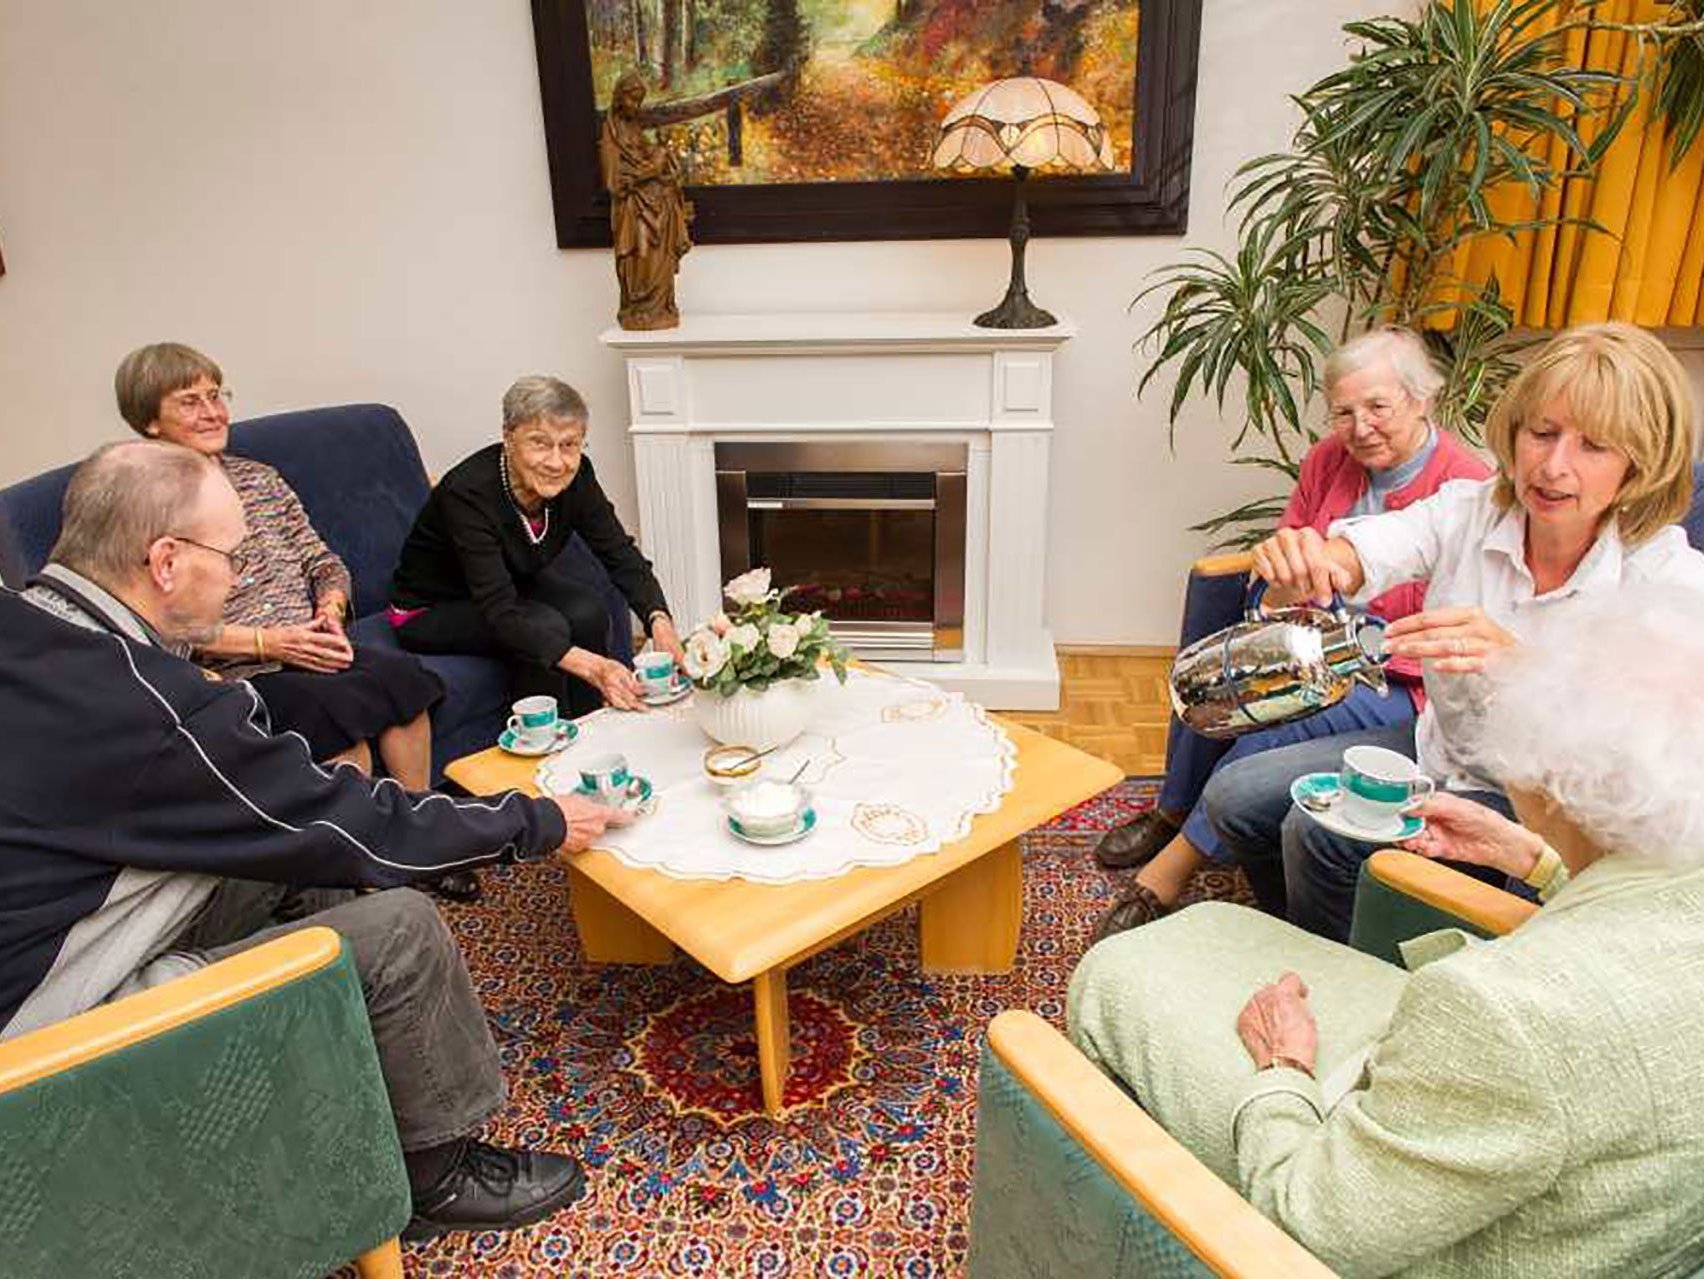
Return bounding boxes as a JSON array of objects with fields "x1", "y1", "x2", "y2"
[
  {"x1": 986, "y1": 1010, "x2": 1334, "y2": 1278},
  {"x1": 1365, "y1": 850, "x2": 1538, "y2": 938},
  {"x1": 1192, "y1": 551, "x2": 1254, "y2": 578},
  {"x1": 0, "y1": 926, "x2": 343, "y2": 1094}
]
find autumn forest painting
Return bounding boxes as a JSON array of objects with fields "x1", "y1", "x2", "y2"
[{"x1": 581, "y1": 0, "x2": 1141, "y2": 187}]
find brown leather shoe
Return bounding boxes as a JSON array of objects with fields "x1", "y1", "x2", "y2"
[
  {"x1": 1093, "y1": 810, "x2": 1182, "y2": 870},
  {"x1": 1091, "y1": 882, "x2": 1171, "y2": 944}
]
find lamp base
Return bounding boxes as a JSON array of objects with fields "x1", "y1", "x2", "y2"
[{"x1": 974, "y1": 288, "x2": 1057, "y2": 329}]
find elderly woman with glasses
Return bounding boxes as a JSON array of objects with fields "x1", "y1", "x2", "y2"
[
  {"x1": 390, "y1": 376, "x2": 685, "y2": 716},
  {"x1": 1094, "y1": 327, "x2": 1489, "y2": 936},
  {"x1": 1068, "y1": 586, "x2": 1704, "y2": 1275},
  {"x1": 1198, "y1": 322, "x2": 1704, "y2": 944},
  {"x1": 115, "y1": 343, "x2": 442, "y2": 786}
]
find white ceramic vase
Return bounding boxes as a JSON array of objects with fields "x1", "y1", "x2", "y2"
[{"x1": 692, "y1": 679, "x2": 820, "y2": 753}]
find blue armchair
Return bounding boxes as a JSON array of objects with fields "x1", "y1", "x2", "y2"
[{"x1": 0, "y1": 404, "x2": 634, "y2": 781}]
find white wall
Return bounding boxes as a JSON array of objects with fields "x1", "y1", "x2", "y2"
[{"x1": 0, "y1": 0, "x2": 1375, "y2": 644}]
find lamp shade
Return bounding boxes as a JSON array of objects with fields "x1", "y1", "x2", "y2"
[{"x1": 931, "y1": 76, "x2": 1114, "y2": 173}]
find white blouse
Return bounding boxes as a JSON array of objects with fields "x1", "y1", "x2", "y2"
[{"x1": 1330, "y1": 477, "x2": 1704, "y2": 792}]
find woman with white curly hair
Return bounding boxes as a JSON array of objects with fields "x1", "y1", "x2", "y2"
[{"x1": 1067, "y1": 585, "x2": 1704, "y2": 1277}]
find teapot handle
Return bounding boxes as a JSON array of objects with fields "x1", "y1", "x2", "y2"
[{"x1": 1244, "y1": 578, "x2": 1349, "y2": 621}]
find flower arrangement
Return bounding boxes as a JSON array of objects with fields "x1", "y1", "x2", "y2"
[{"x1": 683, "y1": 568, "x2": 850, "y2": 696}]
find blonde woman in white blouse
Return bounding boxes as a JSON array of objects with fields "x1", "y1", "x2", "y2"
[{"x1": 1200, "y1": 322, "x2": 1704, "y2": 942}]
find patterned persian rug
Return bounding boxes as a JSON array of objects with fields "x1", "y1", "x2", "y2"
[{"x1": 368, "y1": 777, "x2": 1251, "y2": 1277}]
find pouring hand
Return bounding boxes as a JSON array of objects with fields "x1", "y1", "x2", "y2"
[
  {"x1": 1382, "y1": 606, "x2": 1516, "y2": 675},
  {"x1": 1249, "y1": 527, "x2": 1364, "y2": 607}
]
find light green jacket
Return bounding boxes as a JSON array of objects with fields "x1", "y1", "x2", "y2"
[{"x1": 1233, "y1": 856, "x2": 1704, "y2": 1277}]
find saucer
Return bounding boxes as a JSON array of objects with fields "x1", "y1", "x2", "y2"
[
  {"x1": 727, "y1": 807, "x2": 817, "y2": 847},
  {"x1": 498, "y1": 721, "x2": 578, "y2": 757},
  {"x1": 1289, "y1": 772, "x2": 1424, "y2": 844},
  {"x1": 570, "y1": 774, "x2": 655, "y2": 814},
  {"x1": 640, "y1": 675, "x2": 693, "y2": 707}
]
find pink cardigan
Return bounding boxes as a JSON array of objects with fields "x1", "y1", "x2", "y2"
[{"x1": 1279, "y1": 430, "x2": 1492, "y2": 691}]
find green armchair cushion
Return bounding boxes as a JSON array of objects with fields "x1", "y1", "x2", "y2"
[
  {"x1": 0, "y1": 943, "x2": 410, "y2": 1279},
  {"x1": 968, "y1": 1043, "x2": 1214, "y2": 1279}
]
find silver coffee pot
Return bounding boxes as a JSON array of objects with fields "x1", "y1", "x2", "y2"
[{"x1": 1168, "y1": 581, "x2": 1390, "y2": 739}]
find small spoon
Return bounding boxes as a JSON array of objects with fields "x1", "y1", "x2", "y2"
[
  {"x1": 1296, "y1": 786, "x2": 1336, "y2": 813},
  {"x1": 786, "y1": 757, "x2": 812, "y2": 785}
]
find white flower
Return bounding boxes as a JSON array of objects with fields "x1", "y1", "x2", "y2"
[
  {"x1": 684, "y1": 630, "x2": 730, "y2": 680},
  {"x1": 710, "y1": 612, "x2": 732, "y2": 637},
  {"x1": 724, "y1": 567, "x2": 772, "y2": 607},
  {"x1": 726, "y1": 622, "x2": 760, "y2": 652},
  {"x1": 766, "y1": 620, "x2": 801, "y2": 659}
]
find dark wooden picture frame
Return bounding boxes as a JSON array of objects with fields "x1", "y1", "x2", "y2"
[{"x1": 531, "y1": 0, "x2": 1202, "y2": 247}]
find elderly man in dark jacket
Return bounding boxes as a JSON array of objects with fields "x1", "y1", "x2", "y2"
[{"x1": 0, "y1": 439, "x2": 627, "y2": 1241}]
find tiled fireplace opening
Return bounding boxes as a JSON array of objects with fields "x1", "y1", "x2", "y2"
[{"x1": 714, "y1": 441, "x2": 966, "y2": 660}]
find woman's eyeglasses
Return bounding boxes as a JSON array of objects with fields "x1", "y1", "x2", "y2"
[{"x1": 165, "y1": 387, "x2": 234, "y2": 415}]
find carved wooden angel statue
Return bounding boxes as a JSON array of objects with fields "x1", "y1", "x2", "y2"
[{"x1": 600, "y1": 69, "x2": 695, "y2": 331}]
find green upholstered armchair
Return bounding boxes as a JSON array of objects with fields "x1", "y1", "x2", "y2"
[
  {"x1": 968, "y1": 851, "x2": 1539, "y2": 1279},
  {"x1": 0, "y1": 926, "x2": 412, "y2": 1279}
]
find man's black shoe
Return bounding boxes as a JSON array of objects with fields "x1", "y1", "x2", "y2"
[
  {"x1": 403, "y1": 1141, "x2": 587, "y2": 1241},
  {"x1": 1093, "y1": 810, "x2": 1182, "y2": 870},
  {"x1": 425, "y1": 870, "x2": 482, "y2": 904}
]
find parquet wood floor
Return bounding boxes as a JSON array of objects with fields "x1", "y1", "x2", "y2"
[{"x1": 1002, "y1": 647, "x2": 1176, "y2": 778}]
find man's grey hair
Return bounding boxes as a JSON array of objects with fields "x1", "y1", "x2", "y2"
[
  {"x1": 49, "y1": 440, "x2": 216, "y2": 585},
  {"x1": 1469, "y1": 585, "x2": 1704, "y2": 867},
  {"x1": 502, "y1": 376, "x2": 588, "y2": 432},
  {"x1": 1324, "y1": 326, "x2": 1446, "y2": 409}
]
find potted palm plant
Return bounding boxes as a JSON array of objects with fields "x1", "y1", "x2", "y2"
[{"x1": 1136, "y1": 0, "x2": 1703, "y2": 545}]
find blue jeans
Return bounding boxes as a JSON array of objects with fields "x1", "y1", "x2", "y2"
[
  {"x1": 1203, "y1": 722, "x2": 1514, "y2": 943},
  {"x1": 1178, "y1": 684, "x2": 1418, "y2": 863},
  {"x1": 1156, "y1": 568, "x2": 1419, "y2": 863}
]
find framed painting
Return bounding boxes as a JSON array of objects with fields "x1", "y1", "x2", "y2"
[{"x1": 531, "y1": 0, "x2": 1202, "y2": 245}]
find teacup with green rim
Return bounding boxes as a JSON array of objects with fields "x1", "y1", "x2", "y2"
[
  {"x1": 1338, "y1": 745, "x2": 1434, "y2": 830},
  {"x1": 506, "y1": 695, "x2": 559, "y2": 750},
  {"x1": 578, "y1": 752, "x2": 632, "y2": 801}
]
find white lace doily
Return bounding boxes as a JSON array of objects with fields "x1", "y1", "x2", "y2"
[{"x1": 535, "y1": 669, "x2": 1017, "y2": 883}]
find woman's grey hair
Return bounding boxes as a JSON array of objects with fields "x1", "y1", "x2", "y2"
[
  {"x1": 50, "y1": 440, "x2": 217, "y2": 586},
  {"x1": 1324, "y1": 326, "x2": 1446, "y2": 409},
  {"x1": 1469, "y1": 585, "x2": 1704, "y2": 867},
  {"x1": 502, "y1": 376, "x2": 588, "y2": 432}
]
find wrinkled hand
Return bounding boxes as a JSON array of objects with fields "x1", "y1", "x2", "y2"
[
  {"x1": 1249, "y1": 527, "x2": 1353, "y2": 607},
  {"x1": 649, "y1": 616, "x2": 687, "y2": 669},
  {"x1": 314, "y1": 590, "x2": 349, "y2": 641},
  {"x1": 268, "y1": 617, "x2": 354, "y2": 673},
  {"x1": 1399, "y1": 792, "x2": 1541, "y2": 878},
  {"x1": 1236, "y1": 972, "x2": 1318, "y2": 1073},
  {"x1": 565, "y1": 648, "x2": 647, "y2": 711},
  {"x1": 1382, "y1": 606, "x2": 1516, "y2": 674},
  {"x1": 550, "y1": 794, "x2": 636, "y2": 854}
]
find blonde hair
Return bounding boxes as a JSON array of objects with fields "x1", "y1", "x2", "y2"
[
  {"x1": 1484, "y1": 322, "x2": 1694, "y2": 546},
  {"x1": 114, "y1": 342, "x2": 223, "y2": 434}
]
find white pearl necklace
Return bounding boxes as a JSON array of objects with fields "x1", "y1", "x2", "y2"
[{"x1": 499, "y1": 450, "x2": 550, "y2": 547}]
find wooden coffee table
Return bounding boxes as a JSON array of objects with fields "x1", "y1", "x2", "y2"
[{"x1": 446, "y1": 719, "x2": 1121, "y2": 1115}]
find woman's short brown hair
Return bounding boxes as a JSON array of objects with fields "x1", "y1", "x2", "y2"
[
  {"x1": 1484, "y1": 322, "x2": 1695, "y2": 546},
  {"x1": 114, "y1": 342, "x2": 223, "y2": 434}
]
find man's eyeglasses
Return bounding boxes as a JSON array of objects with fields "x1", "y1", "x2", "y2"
[
  {"x1": 165, "y1": 387, "x2": 234, "y2": 415},
  {"x1": 154, "y1": 535, "x2": 248, "y2": 575}
]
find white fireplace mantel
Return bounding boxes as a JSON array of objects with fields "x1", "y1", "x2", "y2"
[{"x1": 601, "y1": 312, "x2": 1073, "y2": 709}]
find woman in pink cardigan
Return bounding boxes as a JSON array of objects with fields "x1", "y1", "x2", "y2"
[{"x1": 1093, "y1": 327, "x2": 1490, "y2": 937}]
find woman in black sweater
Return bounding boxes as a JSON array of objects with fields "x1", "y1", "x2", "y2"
[{"x1": 390, "y1": 376, "x2": 685, "y2": 715}]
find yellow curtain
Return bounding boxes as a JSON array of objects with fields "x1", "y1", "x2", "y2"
[{"x1": 1447, "y1": 0, "x2": 1704, "y2": 328}]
